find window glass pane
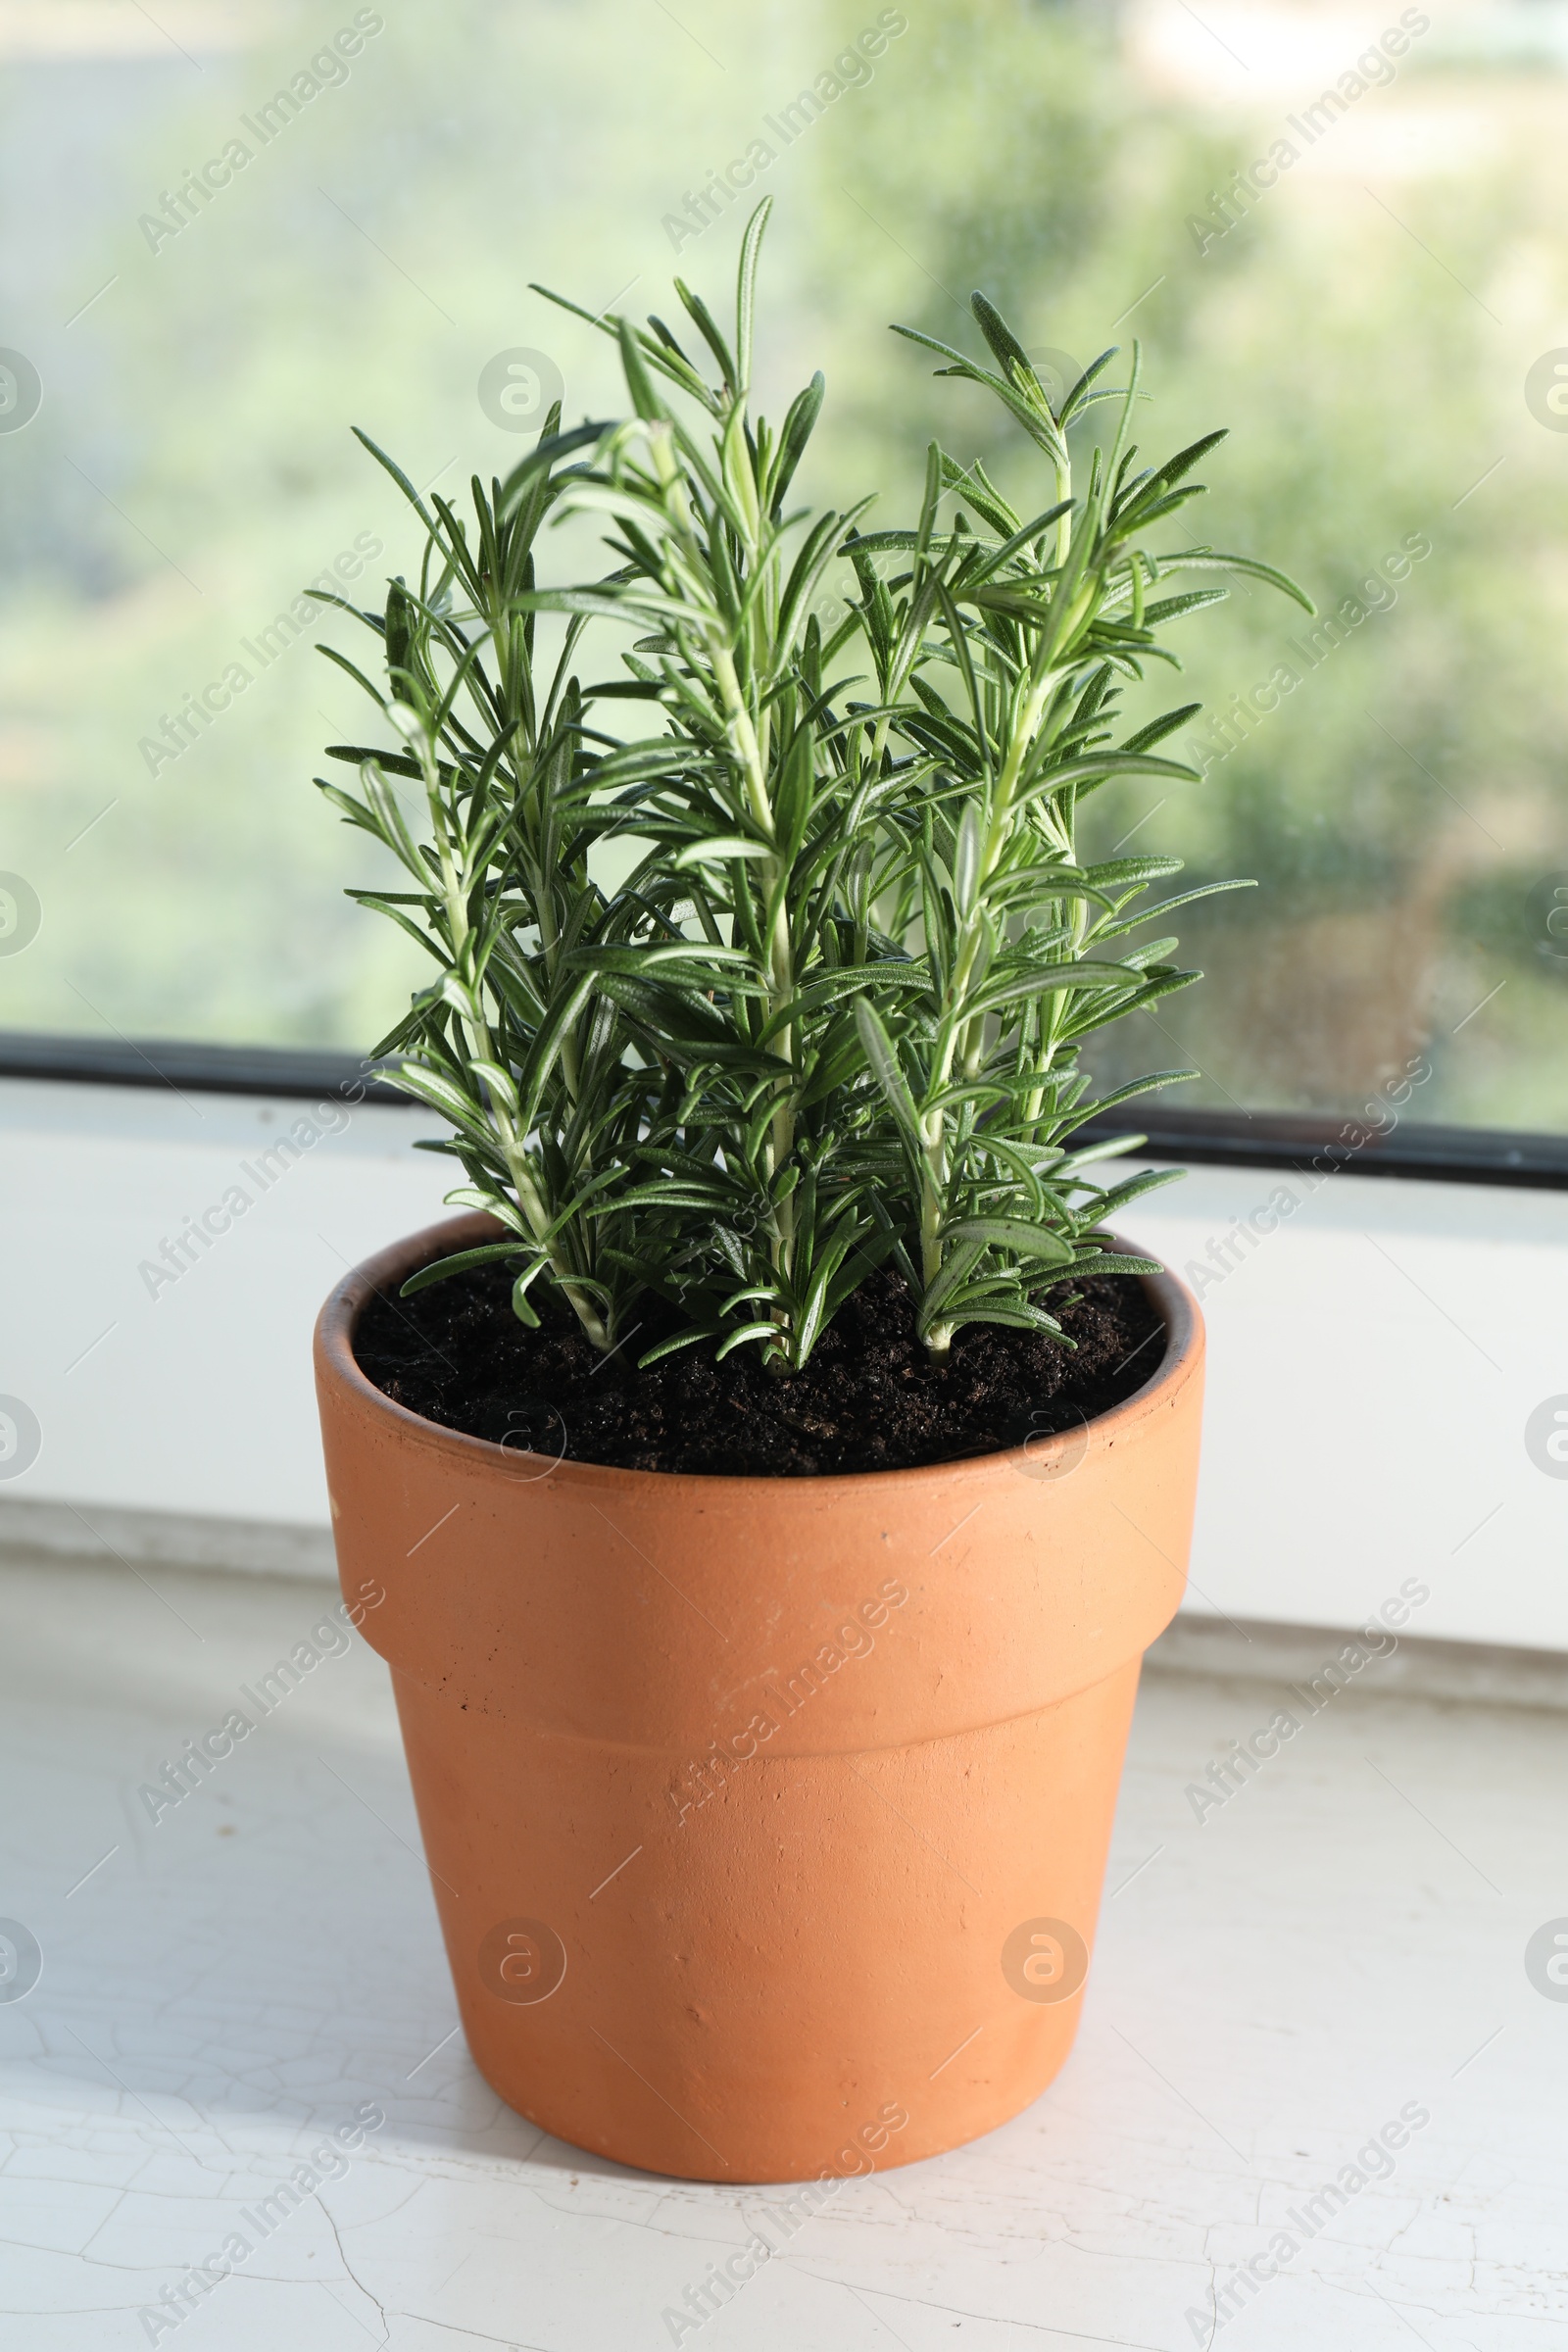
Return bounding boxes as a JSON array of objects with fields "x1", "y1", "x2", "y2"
[{"x1": 2, "y1": 0, "x2": 1562, "y2": 1131}]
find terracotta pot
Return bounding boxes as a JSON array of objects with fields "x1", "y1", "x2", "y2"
[{"x1": 315, "y1": 1211, "x2": 1203, "y2": 2183}]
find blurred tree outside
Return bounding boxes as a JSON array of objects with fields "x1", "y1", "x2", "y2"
[{"x1": 1, "y1": 0, "x2": 1565, "y2": 1130}]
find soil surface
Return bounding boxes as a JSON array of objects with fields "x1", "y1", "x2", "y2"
[{"x1": 354, "y1": 1261, "x2": 1167, "y2": 1477}]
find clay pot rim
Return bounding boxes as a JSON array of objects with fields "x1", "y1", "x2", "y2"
[{"x1": 316, "y1": 1209, "x2": 1199, "y2": 1494}]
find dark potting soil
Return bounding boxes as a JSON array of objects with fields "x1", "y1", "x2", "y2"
[{"x1": 353, "y1": 1259, "x2": 1166, "y2": 1478}]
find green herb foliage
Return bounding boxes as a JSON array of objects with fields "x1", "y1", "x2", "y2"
[{"x1": 317, "y1": 201, "x2": 1309, "y2": 1373}]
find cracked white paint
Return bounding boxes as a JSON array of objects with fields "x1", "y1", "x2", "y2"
[{"x1": 0, "y1": 1551, "x2": 1565, "y2": 2350}]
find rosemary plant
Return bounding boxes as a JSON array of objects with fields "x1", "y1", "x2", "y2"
[
  {"x1": 313, "y1": 416, "x2": 656, "y2": 1353},
  {"x1": 520, "y1": 205, "x2": 929, "y2": 1372},
  {"x1": 318, "y1": 200, "x2": 1309, "y2": 1375},
  {"x1": 843, "y1": 301, "x2": 1313, "y2": 1348}
]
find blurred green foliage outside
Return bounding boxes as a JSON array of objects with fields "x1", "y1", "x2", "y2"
[{"x1": 2, "y1": 0, "x2": 1565, "y2": 1129}]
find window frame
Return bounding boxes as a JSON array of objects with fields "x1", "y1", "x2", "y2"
[{"x1": 2, "y1": 1029, "x2": 1563, "y2": 1189}]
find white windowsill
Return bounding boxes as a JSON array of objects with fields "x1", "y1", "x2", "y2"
[
  {"x1": 2, "y1": 1073, "x2": 1564, "y2": 1652},
  {"x1": 2, "y1": 1546, "x2": 1561, "y2": 2347}
]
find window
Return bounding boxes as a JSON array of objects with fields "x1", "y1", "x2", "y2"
[{"x1": 3, "y1": 0, "x2": 1562, "y2": 1137}]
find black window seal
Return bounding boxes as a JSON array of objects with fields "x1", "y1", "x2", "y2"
[{"x1": 1, "y1": 1028, "x2": 1564, "y2": 1188}]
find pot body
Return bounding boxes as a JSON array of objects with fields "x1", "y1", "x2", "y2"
[{"x1": 316, "y1": 1213, "x2": 1203, "y2": 2182}]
